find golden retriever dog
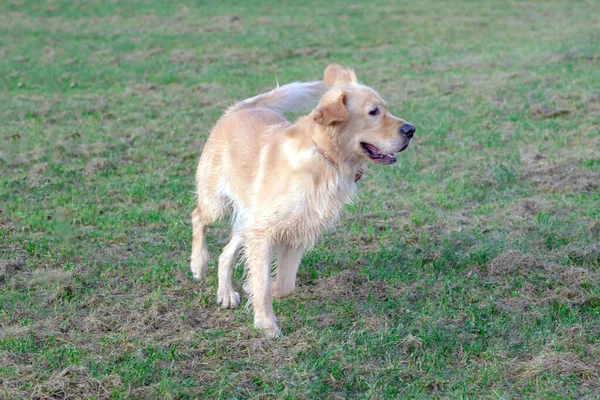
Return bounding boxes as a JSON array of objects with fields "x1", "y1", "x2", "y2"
[{"x1": 191, "y1": 64, "x2": 415, "y2": 337}]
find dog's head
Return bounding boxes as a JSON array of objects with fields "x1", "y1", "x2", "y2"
[{"x1": 311, "y1": 64, "x2": 415, "y2": 166}]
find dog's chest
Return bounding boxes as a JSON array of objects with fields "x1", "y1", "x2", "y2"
[
  {"x1": 309, "y1": 176, "x2": 355, "y2": 222},
  {"x1": 275, "y1": 175, "x2": 357, "y2": 247}
]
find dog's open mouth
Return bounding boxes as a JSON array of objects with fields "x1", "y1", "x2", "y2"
[{"x1": 360, "y1": 142, "x2": 402, "y2": 165}]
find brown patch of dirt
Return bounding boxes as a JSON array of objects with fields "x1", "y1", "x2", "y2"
[
  {"x1": 113, "y1": 48, "x2": 166, "y2": 64},
  {"x1": 211, "y1": 14, "x2": 242, "y2": 24},
  {"x1": 489, "y1": 250, "x2": 600, "y2": 312},
  {"x1": 489, "y1": 251, "x2": 598, "y2": 284},
  {"x1": 509, "y1": 198, "x2": 542, "y2": 216},
  {"x1": 170, "y1": 49, "x2": 197, "y2": 64},
  {"x1": 30, "y1": 366, "x2": 113, "y2": 399},
  {"x1": 488, "y1": 251, "x2": 545, "y2": 276},
  {"x1": 192, "y1": 83, "x2": 222, "y2": 92},
  {"x1": 289, "y1": 48, "x2": 329, "y2": 59},
  {"x1": 0, "y1": 242, "x2": 29, "y2": 283},
  {"x1": 306, "y1": 270, "x2": 364, "y2": 300},
  {"x1": 522, "y1": 152, "x2": 600, "y2": 193},
  {"x1": 84, "y1": 158, "x2": 114, "y2": 175},
  {"x1": 125, "y1": 83, "x2": 160, "y2": 97},
  {"x1": 0, "y1": 259, "x2": 26, "y2": 282},
  {"x1": 202, "y1": 26, "x2": 222, "y2": 33},
  {"x1": 303, "y1": 270, "x2": 399, "y2": 302},
  {"x1": 529, "y1": 104, "x2": 571, "y2": 119},
  {"x1": 516, "y1": 351, "x2": 599, "y2": 380},
  {"x1": 55, "y1": 142, "x2": 111, "y2": 158},
  {"x1": 202, "y1": 48, "x2": 266, "y2": 66}
]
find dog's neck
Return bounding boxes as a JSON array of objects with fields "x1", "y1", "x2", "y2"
[
  {"x1": 310, "y1": 124, "x2": 344, "y2": 167},
  {"x1": 311, "y1": 131, "x2": 363, "y2": 182},
  {"x1": 312, "y1": 139, "x2": 338, "y2": 167}
]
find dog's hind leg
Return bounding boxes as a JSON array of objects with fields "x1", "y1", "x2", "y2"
[
  {"x1": 217, "y1": 233, "x2": 242, "y2": 308},
  {"x1": 190, "y1": 193, "x2": 226, "y2": 281},
  {"x1": 190, "y1": 207, "x2": 211, "y2": 281},
  {"x1": 272, "y1": 246, "x2": 303, "y2": 299}
]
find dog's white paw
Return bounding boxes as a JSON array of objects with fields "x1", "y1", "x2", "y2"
[
  {"x1": 242, "y1": 280, "x2": 250, "y2": 295},
  {"x1": 191, "y1": 266, "x2": 207, "y2": 282},
  {"x1": 192, "y1": 270, "x2": 206, "y2": 282},
  {"x1": 255, "y1": 316, "x2": 281, "y2": 338},
  {"x1": 190, "y1": 253, "x2": 210, "y2": 281},
  {"x1": 217, "y1": 288, "x2": 241, "y2": 309},
  {"x1": 272, "y1": 281, "x2": 294, "y2": 299}
]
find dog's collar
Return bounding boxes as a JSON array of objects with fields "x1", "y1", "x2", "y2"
[
  {"x1": 313, "y1": 141, "x2": 337, "y2": 167},
  {"x1": 354, "y1": 169, "x2": 363, "y2": 182},
  {"x1": 313, "y1": 141, "x2": 363, "y2": 182}
]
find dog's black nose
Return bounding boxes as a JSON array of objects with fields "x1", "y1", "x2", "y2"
[{"x1": 400, "y1": 123, "x2": 415, "y2": 139}]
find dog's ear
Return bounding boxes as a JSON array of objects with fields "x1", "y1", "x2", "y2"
[
  {"x1": 313, "y1": 90, "x2": 348, "y2": 125},
  {"x1": 324, "y1": 64, "x2": 358, "y2": 87}
]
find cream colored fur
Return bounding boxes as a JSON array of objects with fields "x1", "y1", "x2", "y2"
[{"x1": 190, "y1": 64, "x2": 413, "y2": 337}]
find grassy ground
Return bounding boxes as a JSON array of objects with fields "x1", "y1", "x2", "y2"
[{"x1": 1, "y1": 0, "x2": 600, "y2": 398}]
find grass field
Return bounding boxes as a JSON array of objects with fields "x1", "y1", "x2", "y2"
[{"x1": 1, "y1": 0, "x2": 600, "y2": 398}]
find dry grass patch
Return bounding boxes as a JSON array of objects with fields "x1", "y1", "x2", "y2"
[
  {"x1": 125, "y1": 83, "x2": 161, "y2": 98},
  {"x1": 303, "y1": 270, "x2": 399, "y2": 303},
  {"x1": 488, "y1": 250, "x2": 600, "y2": 314},
  {"x1": 83, "y1": 158, "x2": 114, "y2": 175},
  {"x1": 529, "y1": 104, "x2": 571, "y2": 119},
  {"x1": 516, "y1": 351, "x2": 599, "y2": 381},
  {"x1": 169, "y1": 50, "x2": 197, "y2": 65},
  {"x1": 508, "y1": 198, "x2": 543, "y2": 217},
  {"x1": 113, "y1": 48, "x2": 166, "y2": 64},
  {"x1": 521, "y1": 152, "x2": 600, "y2": 193},
  {"x1": 0, "y1": 259, "x2": 26, "y2": 283},
  {"x1": 30, "y1": 366, "x2": 117, "y2": 400},
  {"x1": 487, "y1": 251, "x2": 545, "y2": 276}
]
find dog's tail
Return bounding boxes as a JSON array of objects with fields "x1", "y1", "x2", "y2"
[{"x1": 227, "y1": 81, "x2": 327, "y2": 115}]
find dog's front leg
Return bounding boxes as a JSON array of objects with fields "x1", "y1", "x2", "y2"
[{"x1": 245, "y1": 237, "x2": 280, "y2": 338}]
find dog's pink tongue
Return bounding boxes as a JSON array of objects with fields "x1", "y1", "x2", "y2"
[{"x1": 363, "y1": 143, "x2": 381, "y2": 155}]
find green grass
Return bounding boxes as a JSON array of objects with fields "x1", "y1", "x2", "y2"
[{"x1": 1, "y1": 0, "x2": 600, "y2": 398}]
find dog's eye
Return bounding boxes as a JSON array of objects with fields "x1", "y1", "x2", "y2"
[{"x1": 368, "y1": 107, "x2": 379, "y2": 116}]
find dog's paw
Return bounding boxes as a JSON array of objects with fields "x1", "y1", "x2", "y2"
[
  {"x1": 191, "y1": 267, "x2": 207, "y2": 282},
  {"x1": 217, "y1": 288, "x2": 241, "y2": 309},
  {"x1": 190, "y1": 253, "x2": 209, "y2": 281},
  {"x1": 254, "y1": 317, "x2": 281, "y2": 338},
  {"x1": 242, "y1": 280, "x2": 250, "y2": 295},
  {"x1": 272, "y1": 281, "x2": 293, "y2": 299}
]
